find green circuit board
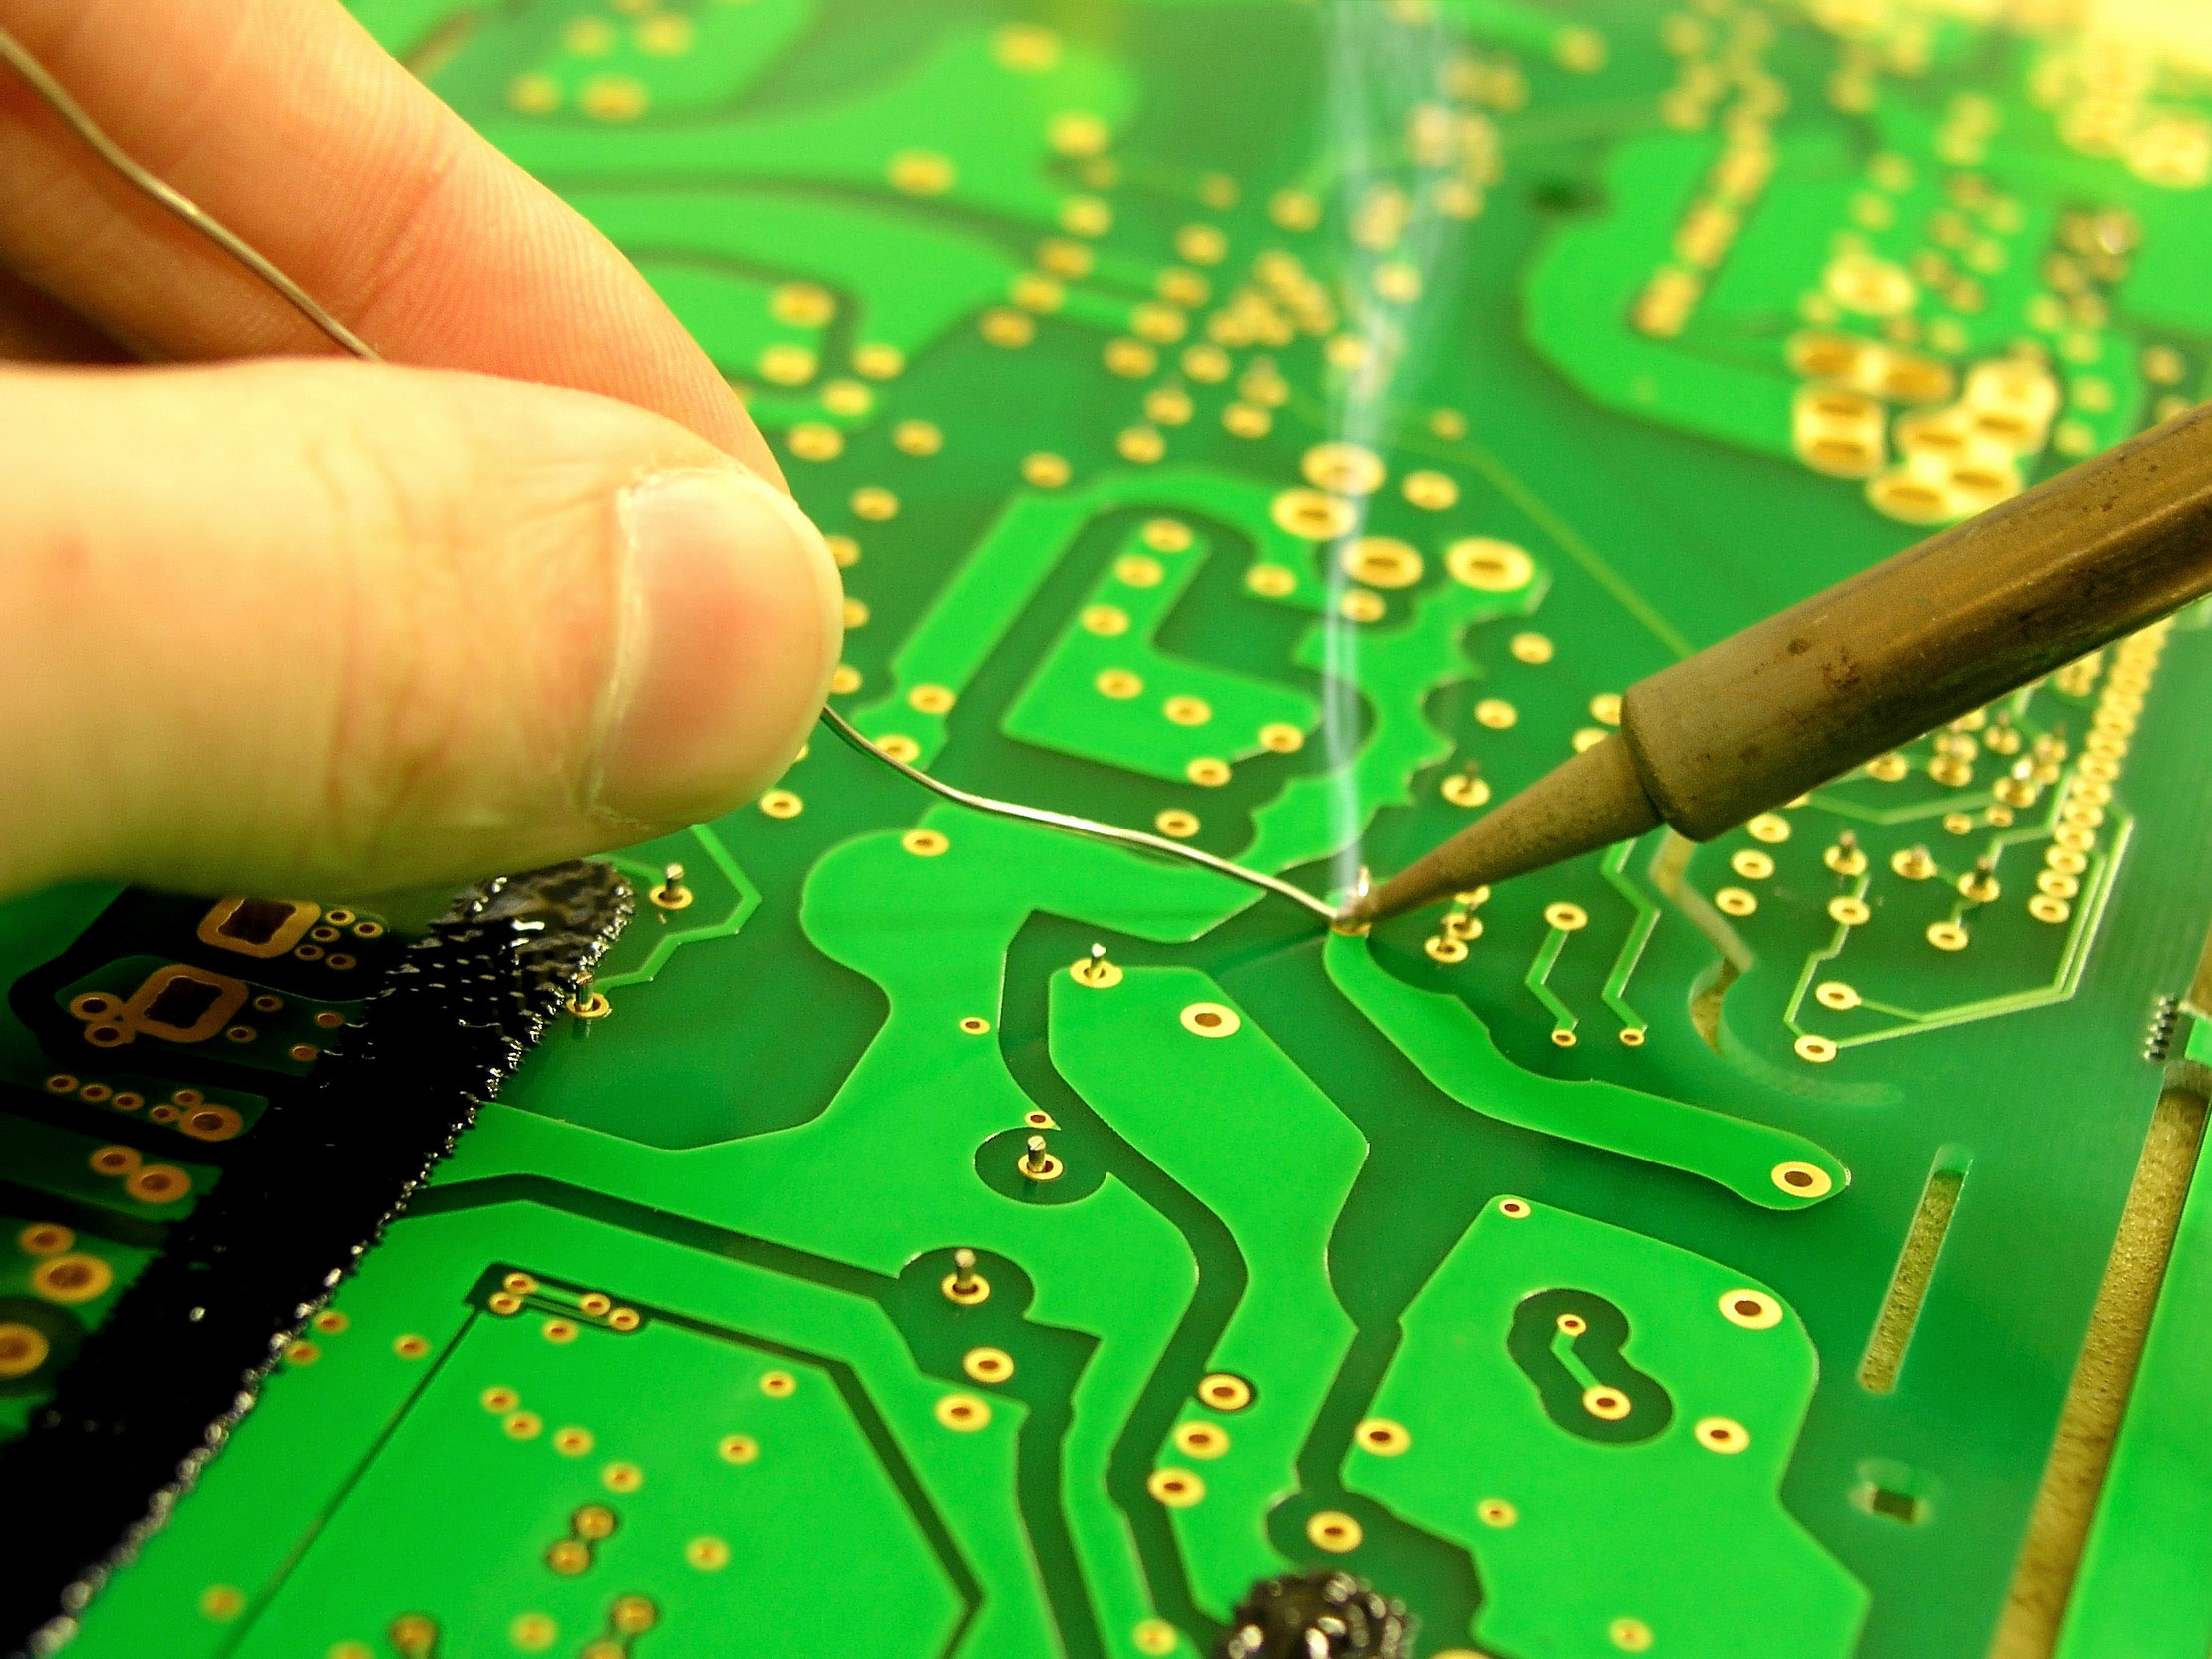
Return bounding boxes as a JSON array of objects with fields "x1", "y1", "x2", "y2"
[{"x1": 10, "y1": 0, "x2": 2212, "y2": 1654}]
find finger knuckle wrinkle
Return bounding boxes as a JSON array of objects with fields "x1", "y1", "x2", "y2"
[
  {"x1": 342, "y1": 118, "x2": 474, "y2": 335},
  {"x1": 290, "y1": 412, "x2": 474, "y2": 871}
]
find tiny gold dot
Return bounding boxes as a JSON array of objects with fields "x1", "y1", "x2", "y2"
[
  {"x1": 1305, "y1": 1510, "x2": 1362, "y2": 1552},
  {"x1": 1402, "y1": 469, "x2": 1459, "y2": 509},
  {"x1": 1133, "y1": 1618, "x2": 1178, "y2": 1655},
  {"x1": 687, "y1": 1537, "x2": 731, "y2": 1571},
  {"x1": 1197, "y1": 1373, "x2": 1253, "y2": 1411},
  {"x1": 1354, "y1": 1418, "x2": 1412, "y2": 1456},
  {"x1": 602, "y1": 1461, "x2": 644, "y2": 1493},
  {"x1": 963, "y1": 1347, "x2": 1016, "y2": 1384},
  {"x1": 936, "y1": 1393, "x2": 992, "y2": 1431}
]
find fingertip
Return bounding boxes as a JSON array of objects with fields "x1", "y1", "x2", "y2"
[
  {"x1": 594, "y1": 465, "x2": 842, "y2": 828},
  {"x1": 702, "y1": 383, "x2": 789, "y2": 489}
]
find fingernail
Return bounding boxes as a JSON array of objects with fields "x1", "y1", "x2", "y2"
[{"x1": 597, "y1": 467, "x2": 842, "y2": 825}]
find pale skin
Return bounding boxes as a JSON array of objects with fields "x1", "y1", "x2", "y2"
[{"x1": 0, "y1": 0, "x2": 845, "y2": 907}]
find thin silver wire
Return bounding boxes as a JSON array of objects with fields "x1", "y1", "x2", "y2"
[
  {"x1": 822, "y1": 710, "x2": 1337, "y2": 920},
  {"x1": 0, "y1": 27, "x2": 1335, "y2": 922},
  {"x1": 0, "y1": 24, "x2": 380, "y2": 362}
]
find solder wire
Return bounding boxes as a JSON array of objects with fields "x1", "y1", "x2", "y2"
[
  {"x1": 819, "y1": 707, "x2": 1337, "y2": 920},
  {"x1": 0, "y1": 25, "x2": 375, "y2": 361},
  {"x1": 1, "y1": 25, "x2": 1338, "y2": 923}
]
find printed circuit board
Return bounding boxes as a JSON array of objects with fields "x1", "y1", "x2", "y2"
[{"x1": 8, "y1": 2, "x2": 2212, "y2": 1656}]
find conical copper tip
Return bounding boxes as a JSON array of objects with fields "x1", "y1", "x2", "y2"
[{"x1": 1347, "y1": 737, "x2": 1662, "y2": 927}]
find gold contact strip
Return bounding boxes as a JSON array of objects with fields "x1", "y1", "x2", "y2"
[
  {"x1": 1992, "y1": 1086, "x2": 2211, "y2": 1658},
  {"x1": 1857, "y1": 1154, "x2": 1967, "y2": 1394}
]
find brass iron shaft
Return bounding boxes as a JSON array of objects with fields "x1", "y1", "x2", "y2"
[{"x1": 1345, "y1": 401, "x2": 2212, "y2": 927}]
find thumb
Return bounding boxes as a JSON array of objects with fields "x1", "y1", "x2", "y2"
[{"x1": 0, "y1": 359, "x2": 841, "y2": 900}]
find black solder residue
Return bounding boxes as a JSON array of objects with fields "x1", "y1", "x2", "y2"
[
  {"x1": 1217, "y1": 1571, "x2": 1413, "y2": 1659},
  {"x1": 0, "y1": 862, "x2": 632, "y2": 1659}
]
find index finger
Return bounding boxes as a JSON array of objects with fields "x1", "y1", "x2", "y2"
[{"x1": 0, "y1": 0, "x2": 778, "y2": 477}]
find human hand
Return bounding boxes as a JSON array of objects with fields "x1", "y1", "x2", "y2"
[{"x1": 0, "y1": 0, "x2": 841, "y2": 906}]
